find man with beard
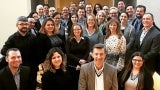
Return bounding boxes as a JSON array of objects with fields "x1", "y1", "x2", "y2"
[
  {"x1": 132, "y1": 5, "x2": 146, "y2": 36},
  {"x1": 1, "y1": 16, "x2": 38, "y2": 90}
]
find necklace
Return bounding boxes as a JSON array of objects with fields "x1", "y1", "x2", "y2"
[{"x1": 130, "y1": 72, "x2": 139, "y2": 80}]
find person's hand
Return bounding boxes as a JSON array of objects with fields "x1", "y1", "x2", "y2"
[
  {"x1": 79, "y1": 59, "x2": 86, "y2": 65},
  {"x1": 76, "y1": 65, "x2": 81, "y2": 70}
]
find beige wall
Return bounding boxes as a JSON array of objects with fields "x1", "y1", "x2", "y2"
[{"x1": 0, "y1": 0, "x2": 31, "y2": 50}]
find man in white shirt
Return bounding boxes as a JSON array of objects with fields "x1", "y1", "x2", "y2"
[{"x1": 78, "y1": 43, "x2": 118, "y2": 90}]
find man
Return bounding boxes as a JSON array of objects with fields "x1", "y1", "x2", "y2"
[
  {"x1": 108, "y1": 7, "x2": 119, "y2": 20},
  {"x1": 1, "y1": 16, "x2": 38, "y2": 90},
  {"x1": 85, "y1": 3, "x2": 93, "y2": 17},
  {"x1": 133, "y1": 13, "x2": 160, "y2": 75},
  {"x1": 78, "y1": 43, "x2": 118, "y2": 90},
  {"x1": 27, "y1": 18, "x2": 38, "y2": 36},
  {"x1": 132, "y1": 5, "x2": 146, "y2": 36},
  {"x1": 126, "y1": 5, "x2": 136, "y2": 24},
  {"x1": 102, "y1": 5, "x2": 109, "y2": 20},
  {"x1": 0, "y1": 48, "x2": 31, "y2": 90},
  {"x1": 117, "y1": 1, "x2": 125, "y2": 14}
]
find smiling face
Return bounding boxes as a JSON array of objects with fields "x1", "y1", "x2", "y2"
[
  {"x1": 142, "y1": 13, "x2": 154, "y2": 29},
  {"x1": 132, "y1": 56, "x2": 143, "y2": 70},
  {"x1": 6, "y1": 50, "x2": 22, "y2": 69},
  {"x1": 119, "y1": 13, "x2": 128, "y2": 23},
  {"x1": 51, "y1": 52, "x2": 63, "y2": 69},
  {"x1": 73, "y1": 25, "x2": 82, "y2": 37},
  {"x1": 44, "y1": 20, "x2": 54, "y2": 34},
  {"x1": 109, "y1": 21, "x2": 118, "y2": 33},
  {"x1": 92, "y1": 48, "x2": 106, "y2": 69}
]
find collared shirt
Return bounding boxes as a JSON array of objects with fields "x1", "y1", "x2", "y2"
[
  {"x1": 140, "y1": 26, "x2": 153, "y2": 45},
  {"x1": 13, "y1": 69, "x2": 20, "y2": 90},
  {"x1": 94, "y1": 64, "x2": 104, "y2": 90},
  {"x1": 73, "y1": 36, "x2": 84, "y2": 43}
]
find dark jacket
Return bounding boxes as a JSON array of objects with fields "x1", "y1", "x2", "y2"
[{"x1": 0, "y1": 66, "x2": 31, "y2": 90}]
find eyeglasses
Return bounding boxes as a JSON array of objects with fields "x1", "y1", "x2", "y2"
[
  {"x1": 132, "y1": 59, "x2": 143, "y2": 62},
  {"x1": 18, "y1": 23, "x2": 28, "y2": 26},
  {"x1": 109, "y1": 13, "x2": 117, "y2": 14}
]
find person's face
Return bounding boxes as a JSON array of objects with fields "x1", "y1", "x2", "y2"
[
  {"x1": 132, "y1": 56, "x2": 143, "y2": 70},
  {"x1": 44, "y1": 21, "x2": 54, "y2": 34},
  {"x1": 119, "y1": 13, "x2": 128, "y2": 23},
  {"x1": 142, "y1": 14, "x2": 154, "y2": 29},
  {"x1": 16, "y1": 21, "x2": 29, "y2": 33},
  {"x1": 92, "y1": 48, "x2": 106, "y2": 69},
  {"x1": 126, "y1": 6, "x2": 134, "y2": 16},
  {"x1": 109, "y1": 21, "x2": 118, "y2": 33},
  {"x1": 6, "y1": 50, "x2": 22, "y2": 69},
  {"x1": 85, "y1": 5, "x2": 92, "y2": 14},
  {"x1": 53, "y1": 14, "x2": 61, "y2": 24},
  {"x1": 109, "y1": 9, "x2": 118, "y2": 19},
  {"x1": 136, "y1": 7, "x2": 145, "y2": 19},
  {"x1": 95, "y1": 5, "x2": 101, "y2": 12},
  {"x1": 51, "y1": 52, "x2": 62, "y2": 69},
  {"x1": 32, "y1": 13, "x2": 38, "y2": 22},
  {"x1": 62, "y1": 7, "x2": 69, "y2": 16},
  {"x1": 79, "y1": 1, "x2": 85, "y2": 7},
  {"x1": 87, "y1": 15, "x2": 95, "y2": 27},
  {"x1": 103, "y1": 6, "x2": 109, "y2": 15},
  {"x1": 118, "y1": 1, "x2": 125, "y2": 10},
  {"x1": 73, "y1": 25, "x2": 82, "y2": 37},
  {"x1": 28, "y1": 18, "x2": 36, "y2": 29},
  {"x1": 71, "y1": 14, "x2": 78, "y2": 24},
  {"x1": 77, "y1": 9, "x2": 85, "y2": 19},
  {"x1": 43, "y1": 6, "x2": 49, "y2": 14},
  {"x1": 97, "y1": 12, "x2": 105, "y2": 23},
  {"x1": 37, "y1": 6, "x2": 44, "y2": 16}
]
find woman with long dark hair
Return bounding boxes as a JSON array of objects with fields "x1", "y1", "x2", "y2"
[{"x1": 119, "y1": 52, "x2": 154, "y2": 90}]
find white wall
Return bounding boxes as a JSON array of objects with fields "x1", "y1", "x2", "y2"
[
  {"x1": 0, "y1": 0, "x2": 31, "y2": 50},
  {"x1": 137, "y1": 0, "x2": 160, "y2": 27}
]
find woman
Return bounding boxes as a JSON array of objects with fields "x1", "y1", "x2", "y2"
[
  {"x1": 67, "y1": 13, "x2": 78, "y2": 36},
  {"x1": 66, "y1": 24, "x2": 90, "y2": 90},
  {"x1": 93, "y1": 3, "x2": 102, "y2": 16},
  {"x1": 39, "y1": 18, "x2": 65, "y2": 53},
  {"x1": 119, "y1": 12, "x2": 135, "y2": 65},
  {"x1": 83, "y1": 14, "x2": 103, "y2": 51},
  {"x1": 96, "y1": 10, "x2": 107, "y2": 36},
  {"x1": 51, "y1": 12, "x2": 66, "y2": 41},
  {"x1": 104, "y1": 19, "x2": 126, "y2": 71},
  {"x1": 119, "y1": 52, "x2": 154, "y2": 90},
  {"x1": 41, "y1": 47, "x2": 73, "y2": 90}
]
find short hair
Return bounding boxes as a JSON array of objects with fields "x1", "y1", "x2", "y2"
[
  {"x1": 92, "y1": 43, "x2": 106, "y2": 53},
  {"x1": 136, "y1": 5, "x2": 146, "y2": 13},
  {"x1": 143, "y1": 13, "x2": 154, "y2": 20},
  {"x1": 6, "y1": 48, "x2": 20, "y2": 56}
]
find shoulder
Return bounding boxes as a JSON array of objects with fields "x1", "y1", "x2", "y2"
[
  {"x1": 104, "y1": 63, "x2": 117, "y2": 72},
  {"x1": 81, "y1": 62, "x2": 93, "y2": 70}
]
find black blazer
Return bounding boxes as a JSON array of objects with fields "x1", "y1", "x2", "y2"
[
  {"x1": 0, "y1": 66, "x2": 31, "y2": 90},
  {"x1": 134, "y1": 26, "x2": 160, "y2": 72}
]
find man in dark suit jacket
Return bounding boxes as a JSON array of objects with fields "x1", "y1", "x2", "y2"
[
  {"x1": 78, "y1": 43, "x2": 118, "y2": 90},
  {"x1": 133, "y1": 13, "x2": 160, "y2": 75},
  {"x1": 132, "y1": 5, "x2": 146, "y2": 36},
  {"x1": 0, "y1": 48, "x2": 31, "y2": 90}
]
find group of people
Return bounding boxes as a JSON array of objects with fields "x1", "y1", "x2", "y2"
[{"x1": 0, "y1": 0, "x2": 160, "y2": 90}]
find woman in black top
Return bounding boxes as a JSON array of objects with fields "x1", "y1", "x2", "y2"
[{"x1": 41, "y1": 47, "x2": 73, "y2": 90}]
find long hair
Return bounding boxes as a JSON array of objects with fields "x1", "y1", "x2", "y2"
[
  {"x1": 42, "y1": 47, "x2": 67, "y2": 73},
  {"x1": 105, "y1": 19, "x2": 122, "y2": 39},
  {"x1": 120, "y1": 52, "x2": 145, "y2": 90},
  {"x1": 69, "y1": 24, "x2": 83, "y2": 41},
  {"x1": 85, "y1": 14, "x2": 99, "y2": 32},
  {"x1": 39, "y1": 18, "x2": 59, "y2": 35}
]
